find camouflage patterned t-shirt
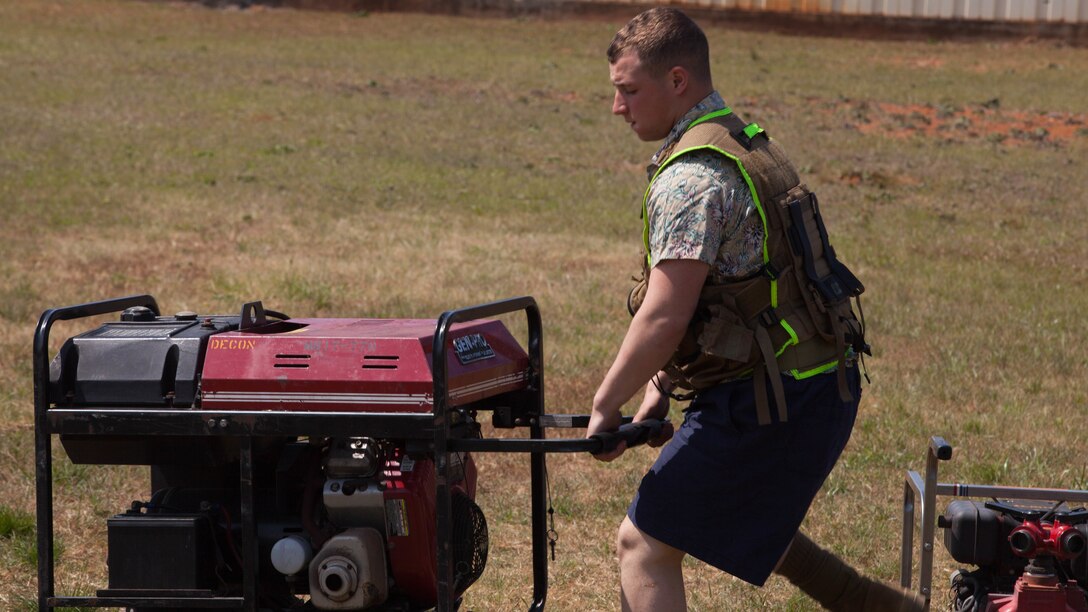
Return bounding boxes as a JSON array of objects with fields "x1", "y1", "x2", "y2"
[{"x1": 646, "y1": 92, "x2": 764, "y2": 284}]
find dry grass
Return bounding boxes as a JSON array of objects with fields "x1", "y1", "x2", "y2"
[{"x1": 1, "y1": 0, "x2": 1087, "y2": 610}]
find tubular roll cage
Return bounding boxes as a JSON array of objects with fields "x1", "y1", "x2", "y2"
[
  {"x1": 34, "y1": 295, "x2": 623, "y2": 612},
  {"x1": 900, "y1": 436, "x2": 1088, "y2": 609}
]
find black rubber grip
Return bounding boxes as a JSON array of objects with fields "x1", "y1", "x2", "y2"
[{"x1": 589, "y1": 420, "x2": 666, "y2": 454}]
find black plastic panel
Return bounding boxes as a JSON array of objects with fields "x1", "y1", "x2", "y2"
[{"x1": 49, "y1": 315, "x2": 240, "y2": 408}]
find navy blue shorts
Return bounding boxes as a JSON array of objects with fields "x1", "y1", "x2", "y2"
[{"x1": 627, "y1": 367, "x2": 860, "y2": 586}]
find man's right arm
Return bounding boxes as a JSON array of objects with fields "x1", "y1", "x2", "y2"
[{"x1": 587, "y1": 258, "x2": 708, "y2": 461}]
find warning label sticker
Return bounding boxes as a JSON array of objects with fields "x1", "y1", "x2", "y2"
[{"x1": 386, "y1": 499, "x2": 409, "y2": 537}]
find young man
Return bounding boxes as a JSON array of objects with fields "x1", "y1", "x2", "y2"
[{"x1": 585, "y1": 8, "x2": 926, "y2": 611}]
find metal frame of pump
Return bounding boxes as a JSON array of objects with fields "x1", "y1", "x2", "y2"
[{"x1": 900, "y1": 436, "x2": 1088, "y2": 609}]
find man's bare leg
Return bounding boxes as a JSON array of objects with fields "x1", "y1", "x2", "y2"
[{"x1": 617, "y1": 516, "x2": 687, "y2": 612}]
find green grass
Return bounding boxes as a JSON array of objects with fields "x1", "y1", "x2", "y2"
[
  {"x1": 1, "y1": 0, "x2": 1086, "y2": 609},
  {"x1": 0, "y1": 506, "x2": 35, "y2": 540}
]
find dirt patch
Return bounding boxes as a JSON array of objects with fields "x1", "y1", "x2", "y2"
[{"x1": 827, "y1": 97, "x2": 1088, "y2": 147}]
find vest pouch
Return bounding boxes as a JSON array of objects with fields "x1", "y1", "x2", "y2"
[
  {"x1": 696, "y1": 304, "x2": 754, "y2": 364},
  {"x1": 627, "y1": 257, "x2": 652, "y2": 316},
  {"x1": 627, "y1": 276, "x2": 648, "y2": 316},
  {"x1": 666, "y1": 278, "x2": 768, "y2": 392}
]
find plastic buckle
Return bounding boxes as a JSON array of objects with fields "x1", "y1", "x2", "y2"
[
  {"x1": 762, "y1": 262, "x2": 779, "y2": 281},
  {"x1": 759, "y1": 308, "x2": 779, "y2": 328},
  {"x1": 734, "y1": 122, "x2": 766, "y2": 150}
]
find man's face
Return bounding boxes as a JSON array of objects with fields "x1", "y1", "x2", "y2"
[{"x1": 610, "y1": 51, "x2": 676, "y2": 142}]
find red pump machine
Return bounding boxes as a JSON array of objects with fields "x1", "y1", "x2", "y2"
[{"x1": 901, "y1": 437, "x2": 1088, "y2": 611}]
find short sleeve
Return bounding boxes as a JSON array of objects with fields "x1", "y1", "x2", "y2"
[
  {"x1": 646, "y1": 157, "x2": 724, "y2": 268},
  {"x1": 646, "y1": 151, "x2": 764, "y2": 281}
]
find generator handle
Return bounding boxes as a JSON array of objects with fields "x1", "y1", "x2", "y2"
[
  {"x1": 33, "y1": 294, "x2": 161, "y2": 413},
  {"x1": 446, "y1": 418, "x2": 669, "y2": 454},
  {"x1": 432, "y1": 296, "x2": 546, "y2": 612},
  {"x1": 432, "y1": 294, "x2": 545, "y2": 421},
  {"x1": 588, "y1": 419, "x2": 667, "y2": 455},
  {"x1": 33, "y1": 294, "x2": 159, "y2": 612},
  {"x1": 34, "y1": 294, "x2": 162, "y2": 369}
]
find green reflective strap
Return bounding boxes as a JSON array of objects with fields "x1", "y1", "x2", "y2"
[
  {"x1": 642, "y1": 181, "x2": 653, "y2": 267},
  {"x1": 775, "y1": 319, "x2": 800, "y2": 356},
  {"x1": 641, "y1": 109, "x2": 776, "y2": 311},
  {"x1": 743, "y1": 122, "x2": 764, "y2": 140},
  {"x1": 709, "y1": 147, "x2": 776, "y2": 307},
  {"x1": 788, "y1": 360, "x2": 840, "y2": 380},
  {"x1": 687, "y1": 107, "x2": 733, "y2": 130}
]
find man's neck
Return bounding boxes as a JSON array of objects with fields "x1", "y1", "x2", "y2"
[{"x1": 649, "y1": 90, "x2": 726, "y2": 171}]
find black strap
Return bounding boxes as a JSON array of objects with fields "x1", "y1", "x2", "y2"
[{"x1": 786, "y1": 193, "x2": 864, "y2": 303}]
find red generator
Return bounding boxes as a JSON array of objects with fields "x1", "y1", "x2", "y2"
[{"x1": 34, "y1": 296, "x2": 663, "y2": 612}]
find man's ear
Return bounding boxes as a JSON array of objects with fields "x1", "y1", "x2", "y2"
[{"x1": 668, "y1": 66, "x2": 689, "y2": 96}]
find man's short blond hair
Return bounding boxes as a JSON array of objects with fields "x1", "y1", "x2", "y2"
[{"x1": 607, "y1": 8, "x2": 711, "y2": 85}]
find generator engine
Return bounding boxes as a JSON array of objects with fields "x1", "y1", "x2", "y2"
[
  {"x1": 46, "y1": 301, "x2": 521, "y2": 610},
  {"x1": 942, "y1": 499, "x2": 1088, "y2": 612}
]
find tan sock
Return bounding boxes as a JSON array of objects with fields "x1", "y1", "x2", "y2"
[{"x1": 774, "y1": 531, "x2": 926, "y2": 612}]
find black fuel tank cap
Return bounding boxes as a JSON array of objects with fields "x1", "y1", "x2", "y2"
[{"x1": 120, "y1": 306, "x2": 156, "y2": 322}]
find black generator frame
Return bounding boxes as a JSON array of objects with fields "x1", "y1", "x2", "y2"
[{"x1": 34, "y1": 294, "x2": 625, "y2": 612}]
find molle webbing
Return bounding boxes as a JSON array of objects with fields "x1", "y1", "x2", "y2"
[{"x1": 641, "y1": 110, "x2": 865, "y2": 425}]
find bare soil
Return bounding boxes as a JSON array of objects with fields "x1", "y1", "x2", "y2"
[{"x1": 835, "y1": 97, "x2": 1088, "y2": 146}]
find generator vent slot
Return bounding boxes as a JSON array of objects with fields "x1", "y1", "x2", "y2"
[
  {"x1": 362, "y1": 355, "x2": 399, "y2": 370},
  {"x1": 274, "y1": 354, "x2": 311, "y2": 369}
]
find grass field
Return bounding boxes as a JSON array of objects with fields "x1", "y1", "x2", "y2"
[{"x1": 1, "y1": 0, "x2": 1087, "y2": 609}]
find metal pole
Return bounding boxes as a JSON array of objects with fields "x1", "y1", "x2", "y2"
[
  {"x1": 525, "y1": 303, "x2": 548, "y2": 612},
  {"x1": 900, "y1": 479, "x2": 915, "y2": 589},
  {"x1": 34, "y1": 310, "x2": 55, "y2": 612},
  {"x1": 918, "y1": 436, "x2": 951, "y2": 607},
  {"x1": 433, "y1": 308, "x2": 458, "y2": 612},
  {"x1": 240, "y1": 436, "x2": 257, "y2": 612}
]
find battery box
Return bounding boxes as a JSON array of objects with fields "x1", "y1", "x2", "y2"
[{"x1": 104, "y1": 513, "x2": 217, "y2": 594}]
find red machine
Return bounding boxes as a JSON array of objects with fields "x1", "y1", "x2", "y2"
[
  {"x1": 980, "y1": 516, "x2": 1088, "y2": 612},
  {"x1": 34, "y1": 296, "x2": 663, "y2": 612},
  {"x1": 200, "y1": 317, "x2": 529, "y2": 413},
  {"x1": 901, "y1": 437, "x2": 1088, "y2": 612}
]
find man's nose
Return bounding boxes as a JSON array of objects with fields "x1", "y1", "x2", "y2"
[{"x1": 612, "y1": 91, "x2": 626, "y2": 115}]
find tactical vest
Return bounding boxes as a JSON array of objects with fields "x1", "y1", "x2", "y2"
[{"x1": 630, "y1": 108, "x2": 868, "y2": 425}]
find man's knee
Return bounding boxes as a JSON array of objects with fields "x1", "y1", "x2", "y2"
[
  {"x1": 617, "y1": 516, "x2": 641, "y2": 561},
  {"x1": 617, "y1": 516, "x2": 683, "y2": 566}
]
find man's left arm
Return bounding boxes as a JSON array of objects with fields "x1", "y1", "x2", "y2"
[{"x1": 587, "y1": 258, "x2": 708, "y2": 461}]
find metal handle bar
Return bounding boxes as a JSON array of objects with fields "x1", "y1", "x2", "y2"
[
  {"x1": 431, "y1": 295, "x2": 543, "y2": 417},
  {"x1": 33, "y1": 294, "x2": 160, "y2": 403},
  {"x1": 430, "y1": 297, "x2": 546, "y2": 612},
  {"x1": 447, "y1": 418, "x2": 669, "y2": 454},
  {"x1": 901, "y1": 435, "x2": 1088, "y2": 609}
]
